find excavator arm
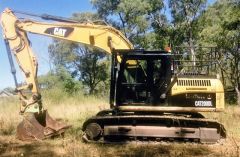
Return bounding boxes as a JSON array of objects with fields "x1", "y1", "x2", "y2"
[
  {"x1": 0, "y1": 8, "x2": 133, "y2": 140},
  {"x1": 1, "y1": 8, "x2": 133, "y2": 114}
]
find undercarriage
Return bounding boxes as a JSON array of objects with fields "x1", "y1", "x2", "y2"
[{"x1": 82, "y1": 109, "x2": 226, "y2": 143}]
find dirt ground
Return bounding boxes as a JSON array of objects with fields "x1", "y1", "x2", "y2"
[{"x1": 0, "y1": 135, "x2": 240, "y2": 157}]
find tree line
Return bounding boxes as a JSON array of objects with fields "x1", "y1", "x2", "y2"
[{"x1": 39, "y1": 0, "x2": 239, "y2": 104}]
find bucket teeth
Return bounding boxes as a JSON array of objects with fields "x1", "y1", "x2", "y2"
[{"x1": 16, "y1": 110, "x2": 71, "y2": 141}]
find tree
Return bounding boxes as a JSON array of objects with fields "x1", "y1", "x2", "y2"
[
  {"x1": 91, "y1": 0, "x2": 165, "y2": 49},
  {"x1": 71, "y1": 46, "x2": 109, "y2": 94},
  {"x1": 217, "y1": 1, "x2": 240, "y2": 105},
  {"x1": 169, "y1": 0, "x2": 207, "y2": 65},
  {"x1": 38, "y1": 66, "x2": 81, "y2": 94},
  {"x1": 198, "y1": 0, "x2": 240, "y2": 105}
]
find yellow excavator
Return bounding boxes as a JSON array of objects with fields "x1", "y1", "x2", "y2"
[{"x1": 1, "y1": 8, "x2": 226, "y2": 143}]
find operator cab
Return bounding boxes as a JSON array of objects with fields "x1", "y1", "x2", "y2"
[{"x1": 110, "y1": 50, "x2": 172, "y2": 107}]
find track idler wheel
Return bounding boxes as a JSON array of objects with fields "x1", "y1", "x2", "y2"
[
  {"x1": 83, "y1": 123, "x2": 102, "y2": 142},
  {"x1": 16, "y1": 110, "x2": 71, "y2": 141}
]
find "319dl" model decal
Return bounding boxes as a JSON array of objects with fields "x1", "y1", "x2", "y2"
[
  {"x1": 195, "y1": 101, "x2": 212, "y2": 107},
  {"x1": 44, "y1": 27, "x2": 74, "y2": 37}
]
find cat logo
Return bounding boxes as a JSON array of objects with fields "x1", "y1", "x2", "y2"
[
  {"x1": 53, "y1": 28, "x2": 67, "y2": 37},
  {"x1": 44, "y1": 27, "x2": 74, "y2": 37}
]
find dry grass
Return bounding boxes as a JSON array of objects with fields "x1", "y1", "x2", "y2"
[
  {"x1": 0, "y1": 92, "x2": 240, "y2": 157},
  {"x1": 0, "y1": 98, "x2": 20, "y2": 136},
  {"x1": 204, "y1": 106, "x2": 240, "y2": 138}
]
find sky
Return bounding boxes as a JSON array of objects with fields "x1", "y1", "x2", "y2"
[{"x1": 0, "y1": 0, "x2": 216, "y2": 90}]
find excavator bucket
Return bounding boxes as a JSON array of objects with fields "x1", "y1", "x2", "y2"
[{"x1": 16, "y1": 110, "x2": 71, "y2": 141}]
